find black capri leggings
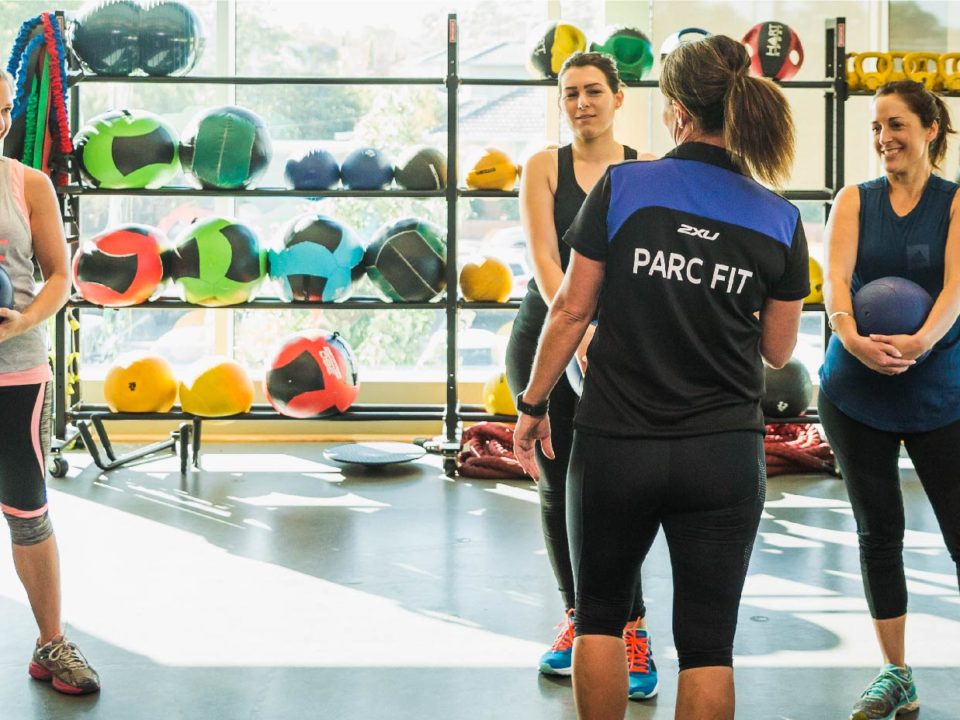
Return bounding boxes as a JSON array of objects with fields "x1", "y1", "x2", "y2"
[
  {"x1": 0, "y1": 382, "x2": 51, "y2": 515},
  {"x1": 505, "y1": 315, "x2": 645, "y2": 618},
  {"x1": 818, "y1": 393, "x2": 960, "y2": 619},
  {"x1": 568, "y1": 429, "x2": 766, "y2": 670}
]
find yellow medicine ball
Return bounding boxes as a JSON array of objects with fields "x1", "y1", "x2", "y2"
[
  {"x1": 465, "y1": 148, "x2": 518, "y2": 191},
  {"x1": 179, "y1": 357, "x2": 255, "y2": 417},
  {"x1": 805, "y1": 257, "x2": 824, "y2": 304},
  {"x1": 103, "y1": 355, "x2": 178, "y2": 413},
  {"x1": 483, "y1": 371, "x2": 517, "y2": 416},
  {"x1": 459, "y1": 257, "x2": 513, "y2": 302}
]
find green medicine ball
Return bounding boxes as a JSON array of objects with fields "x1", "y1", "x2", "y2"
[
  {"x1": 180, "y1": 106, "x2": 272, "y2": 190},
  {"x1": 364, "y1": 217, "x2": 446, "y2": 302},
  {"x1": 168, "y1": 217, "x2": 265, "y2": 306},
  {"x1": 590, "y1": 26, "x2": 654, "y2": 82},
  {"x1": 74, "y1": 109, "x2": 180, "y2": 189}
]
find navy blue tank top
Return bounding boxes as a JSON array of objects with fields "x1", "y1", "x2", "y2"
[{"x1": 819, "y1": 174, "x2": 960, "y2": 432}]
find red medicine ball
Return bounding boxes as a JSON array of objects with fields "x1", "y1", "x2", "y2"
[
  {"x1": 72, "y1": 224, "x2": 166, "y2": 306},
  {"x1": 264, "y1": 330, "x2": 360, "y2": 418},
  {"x1": 742, "y1": 21, "x2": 803, "y2": 81}
]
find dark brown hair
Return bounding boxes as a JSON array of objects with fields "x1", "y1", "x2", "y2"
[
  {"x1": 875, "y1": 80, "x2": 955, "y2": 169},
  {"x1": 558, "y1": 51, "x2": 623, "y2": 92},
  {"x1": 660, "y1": 34, "x2": 795, "y2": 188}
]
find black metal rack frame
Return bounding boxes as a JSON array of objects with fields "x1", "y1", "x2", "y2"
[{"x1": 52, "y1": 15, "x2": 849, "y2": 476}]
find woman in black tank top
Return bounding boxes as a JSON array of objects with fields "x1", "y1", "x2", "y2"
[{"x1": 503, "y1": 52, "x2": 659, "y2": 700}]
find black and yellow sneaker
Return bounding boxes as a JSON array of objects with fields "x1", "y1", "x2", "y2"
[{"x1": 29, "y1": 636, "x2": 101, "y2": 695}]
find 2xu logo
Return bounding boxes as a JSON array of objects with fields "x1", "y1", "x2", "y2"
[{"x1": 677, "y1": 224, "x2": 719, "y2": 241}]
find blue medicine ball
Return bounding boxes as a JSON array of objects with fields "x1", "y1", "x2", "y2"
[
  {"x1": 340, "y1": 147, "x2": 394, "y2": 190},
  {"x1": 0, "y1": 265, "x2": 14, "y2": 310},
  {"x1": 268, "y1": 213, "x2": 365, "y2": 303},
  {"x1": 284, "y1": 147, "x2": 340, "y2": 190},
  {"x1": 853, "y1": 276, "x2": 934, "y2": 363}
]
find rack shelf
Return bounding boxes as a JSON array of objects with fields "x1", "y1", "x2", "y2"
[{"x1": 53, "y1": 14, "x2": 846, "y2": 477}]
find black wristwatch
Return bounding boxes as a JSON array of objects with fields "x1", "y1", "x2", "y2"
[{"x1": 516, "y1": 392, "x2": 549, "y2": 417}]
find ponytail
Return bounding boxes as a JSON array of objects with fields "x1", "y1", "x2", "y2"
[
  {"x1": 661, "y1": 34, "x2": 795, "y2": 188},
  {"x1": 723, "y1": 72, "x2": 795, "y2": 187}
]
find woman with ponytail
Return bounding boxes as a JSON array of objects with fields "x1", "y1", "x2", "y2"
[
  {"x1": 818, "y1": 79, "x2": 960, "y2": 720},
  {"x1": 514, "y1": 34, "x2": 807, "y2": 720}
]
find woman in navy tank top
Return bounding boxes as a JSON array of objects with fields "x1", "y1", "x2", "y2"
[
  {"x1": 503, "y1": 52, "x2": 659, "y2": 699},
  {"x1": 819, "y1": 80, "x2": 960, "y2": 720}
]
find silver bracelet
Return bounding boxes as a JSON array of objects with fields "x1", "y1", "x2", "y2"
[{"x1": 827, "y1": 310, "x2": 852, "y2": 331}]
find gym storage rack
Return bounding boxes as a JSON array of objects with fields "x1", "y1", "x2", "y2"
[{"x1": 51, "y1": 15, "x2": 847, "y2": 478}]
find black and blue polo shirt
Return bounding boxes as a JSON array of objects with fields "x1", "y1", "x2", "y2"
[{"x1": 564, "y1": 142, "x2": 809, "y2": 438}]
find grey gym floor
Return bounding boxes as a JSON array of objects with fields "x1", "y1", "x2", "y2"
[{"x1": 0, "y1": 442, "x2": 956, "y2": 720}]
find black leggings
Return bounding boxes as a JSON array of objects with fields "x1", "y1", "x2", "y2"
[
  {"x1": 505, "y1": 315, "x2": 645, "y2": 618},
  {"x1": 568, "y1": 430, "x2": 765, "y2": 670},
  {"x1": 818, "y1": 394, "x2": 960, "y2": 619},
  {"x1": 0, "y1": 382, "x2": 51, "y2": 515}
]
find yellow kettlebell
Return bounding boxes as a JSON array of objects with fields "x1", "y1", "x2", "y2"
[
  {"x1": 938, "y1": 52, "x2": 960, "y2": 92},
  {"x1": 887, "y1": 51, "x2": 907, "y2": 82},
  {"x1": 846, "y1": 52, "x2": 861, "y2": 90},
  {"x1": 904, "y1": 52, "x2": 942, "y2": 91},
  {"x1": 854, "y1": 52, "x2": 892, "y2": 91}
]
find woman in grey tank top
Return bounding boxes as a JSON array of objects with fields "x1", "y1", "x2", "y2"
[{"x1": 0, "y1": 70, "x2": 100, "y2": 694}]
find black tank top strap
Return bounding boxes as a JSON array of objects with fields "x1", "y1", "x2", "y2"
[{"x1": 624, "y1": 145, "x2": 638, "y2": 160}]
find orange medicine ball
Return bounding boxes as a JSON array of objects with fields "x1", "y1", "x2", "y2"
[
  {"x1": 179, "y1": 357, "x2": 255, "y2": 417},
  {"x1": 459, "y1": 257, "x2": 513, "y2": 302},
  {"x1": 103, "y1": 355, "x2": 178, "y2": 413},
  {"x1": 465, "y1": 148, "x2": 518, "y2": 191}
]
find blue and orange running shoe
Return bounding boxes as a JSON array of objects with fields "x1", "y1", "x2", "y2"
[
  {"x1": 849, "y1": 664, "x2": 918, "y2": 720},
  {"x1": 538, "y1": 609, "x2": 575, "y2": 676},
  {"x1": 625, "y1": 626, "x2": 659, "y2": 700}
]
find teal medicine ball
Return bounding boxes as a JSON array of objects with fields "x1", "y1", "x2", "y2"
[
  {"x1": 74, "y1": 109, "x2": 180, "y2": 189},
  {"x1": 167, "y1": 217, "x2": 265, "y2": 306},
  {"x1": 364, "y1": 217, "x2": 446, "y2": 302},
  {"x1": 180, "y1": 106, "x2": 272, "y2": 190},
  {"x1": 590, "y1": 26, "x2": 654, "y2": 82}
]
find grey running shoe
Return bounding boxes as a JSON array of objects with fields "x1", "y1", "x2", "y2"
[
  {"x1": 850, "y1": 664, "x2": 918, "y2": 720},
  {"x1": 29, "y1": 636, "x2": 101, "y2": 695}
]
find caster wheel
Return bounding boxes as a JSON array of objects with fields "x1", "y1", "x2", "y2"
[
  {"x1": 443, "y1": 457, "x2": 458, "y2": 477},
  {"x1": 49, "y1": 456, "x2": 70, "y2": 478}
]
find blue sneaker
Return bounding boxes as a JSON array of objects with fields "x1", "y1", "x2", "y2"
[
  {"x1": 538, "y1": 609, "x2": 574, "y2": 676},
  {"x1": 625, "y1": 626, "x2": 658, "y2": 700},
  {"x1": 850, "y1": 664, "x2": 919, "y2": 720}
]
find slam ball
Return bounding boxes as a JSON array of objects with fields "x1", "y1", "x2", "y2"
[
  {"x1": 394, "y1": 146, "x2": 447, "y2": 190},
  {"x1": 284, "y1": 147, "x2": 340, "y2": 190},
  {"x1": 180, "y1": 106, "x2": 272, "y2": 190},
  {"x1": 742, "y1": 21, "x2": 804, "y2": 81},
  {"x1": 526, "y1": 20, "x2": 587, "y2": 79},
  {"x1": 340, "y1": 147, "x2": 394, "y2": 190},
  {"x1": 853, "y1": 277, "x2": 933, "y2": 362},
  {"x1": 590, "y1": 26, "x2": 654, "y2": 81},
  {"x1": 73, "y1": 109, "x2": 180, "y2": 189},
  {"x1": 762, "y1": 357, "x2": 812, "y2": 418},
  {"x1": 268, "y1": 213, "x2": 365, "y2": 303},
  {"x1": 71, "y1": 0, "x2": 141, "y2": 76},
  {"x1": 365, "y1": 217, "x2": 447, "y2": 302},
  {"x1": 168, "y1": 217, "x2": 265, "y2": 306},
  {"x1": 139, "y1": 0, "x2": 205, "y2": 77},
  {"x1": 0, "y1": 266, "x2": 14, "y2": 311},
  {"x1": 264, "y1": 330, "x2": 360, "y2": 418},
  {"x1": 72, "y1": 224, "x2": 167, "y2": 306}
]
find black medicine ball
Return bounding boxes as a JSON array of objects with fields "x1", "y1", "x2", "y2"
[
  {"x1": 394, "y1": 146, "x2": 447, "y2": 190},
  {"x1": 762, "y1": 358, "x2": 812, "y2": 419}
]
